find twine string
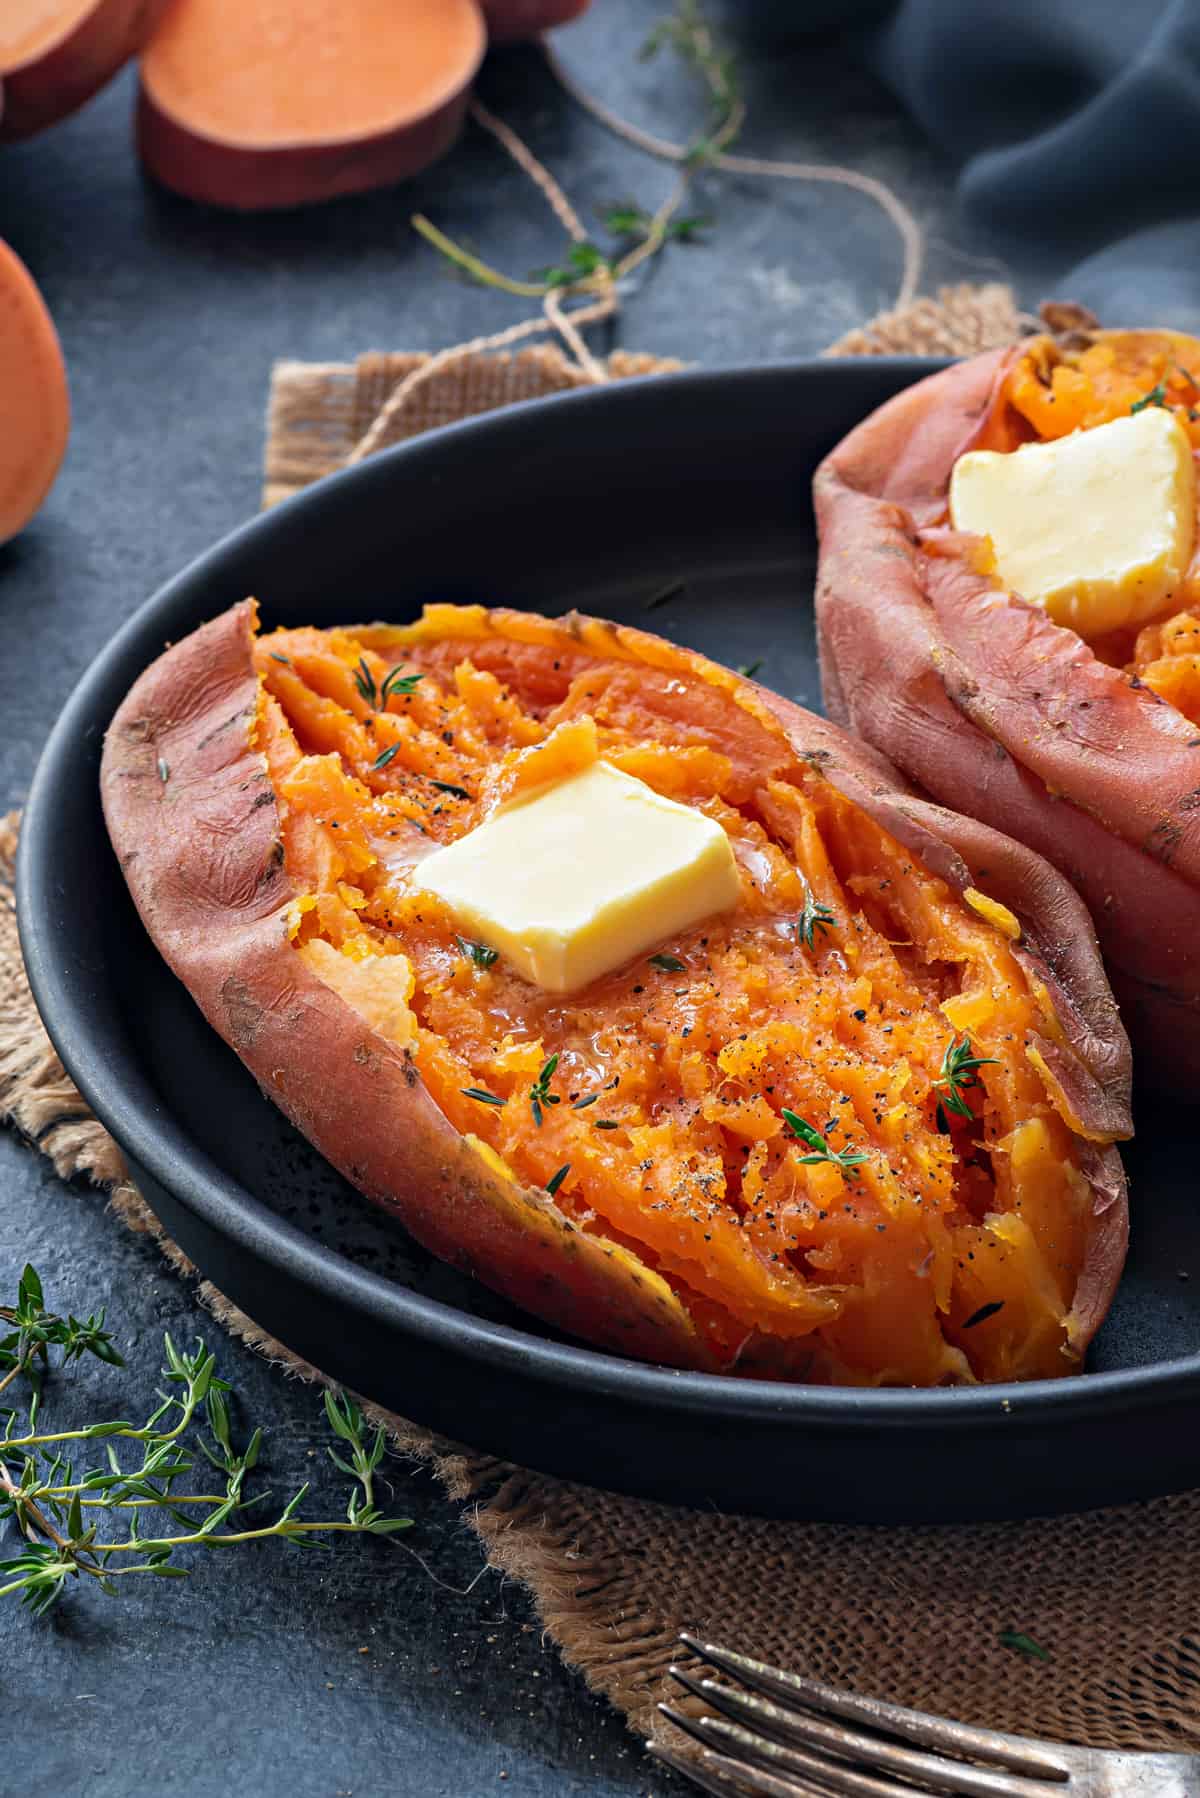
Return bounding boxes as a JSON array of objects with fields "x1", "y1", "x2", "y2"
[{"x1": 344, "y1": 36, "x2": 925, "y2": 465}]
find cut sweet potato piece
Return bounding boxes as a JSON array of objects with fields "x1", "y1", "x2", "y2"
[
  {"x1": 102, "y1": 602, "x2": 1131, "y2": 1384},
  {"x1": 0, "y1": 0, "x2": 170, "y2": 141},
  {"x1": 0, "y1": 240, "x2": 69, "y2": 545},
  {"x1": 136, "y1": 0, "x2": 487, "y2": 210}
]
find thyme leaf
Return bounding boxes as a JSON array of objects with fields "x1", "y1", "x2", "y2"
[
  {"x1": 796, "y1": 877, "x2": 836, "y2": 952},
  {"x1": 545, "y1": 1164, "x2": 571, "y2": 1198},
  {"x1": 461, "y1": 1086, "x2": 506, "y2": 1107},
  {"x1": 372, "y1": 744, "x2": 401, "y2": 771},
  {"x1": 963, "y1": 1300, "x2": 1005, "y2": 1330},
  {"x1": 648, "y1": 953, "x2": 686, "y2": 972},
  {"x1": 457, "y1": 937, "x2": 499, "y2": 969},
  {"x1": 429, "y1": 780, "x2": 471, "y2": 800},
  {"x1": 781, "y1": 1111, "x2": 869, "y2": 1173},
  {"x1": 935, "y1": 1033, "x2": 998, "y2": 1121},
  {"x1": 380, "y1": 667, "x2": 422, "y2": 706},
  {"x1": 999, "y1": 1631, "x2": 1049, "y2": 1662},
  {"x1": 352, "y1": 657, "x2": 378, "y2": 709},
  {"x1": 530, "y1": 1055, "x2": 561, "y2": 1128}
]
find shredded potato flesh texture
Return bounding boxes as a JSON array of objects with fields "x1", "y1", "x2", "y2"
[
  {"x1": 254, "y1": 613, "x2": 1095, "y2": 1387},
  {"x1": 995, "y1": 330, "x2": 1200, "y2": 722}
]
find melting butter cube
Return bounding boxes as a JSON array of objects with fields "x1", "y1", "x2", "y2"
[
  {"x1": 412, "y1": 760, "x2": 740, "y2": 992},
  {"x1": 949, "y1": 408, "x2": 1196, "y2": 637}
]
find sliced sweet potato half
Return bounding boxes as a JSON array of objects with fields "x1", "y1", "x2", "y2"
[
  {"x1": 101, "y1": 602, "x2": 1130, "y2": 1383},
  {"x1": 0, "y1": 240, "x2": 69, "y2": 544},
  {"x1": 814, "y1": 330, "x2": 1200, "y2": 1089},
  {"x1": 0, "y1": 0, "x2": 170, "y2": 141},
  {"x1": 136, "y1": 0, "x2": 487, "y2": 210}
]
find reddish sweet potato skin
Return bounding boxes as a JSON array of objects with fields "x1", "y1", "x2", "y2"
[
  {"x1": 100, "y1": 602, "x2": 1130, "y2": 1371},
  {"x1": 815, "y1": 346, "x2": 1200, "y2": 1092},
  {"x1": 135, "y1": 80, "x2": 476, "y2": 211},
  {"x1": 480, "y1": 0, "x2": 592, "y2": 40},
  {"x1": 0, "y1": 0, "x2": 171, "y2": 142}
]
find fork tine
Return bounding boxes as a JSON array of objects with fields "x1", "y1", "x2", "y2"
[
  {"x1": 649, "y1": 1739, "x2": 763, "y2": 1797},
  {"x1": 660, "y1": 1701, "x2": 1075, "y2": 1798},
  {"x1": 679, "y1": 1637, "x2": 1070, "y2": 1783},
  {"x1": 666, "y1": 1671, "x2": 1060, "y2": 1798},
  {"x1": 649, "y1": 1737, "x2": 817, "y2": 1798}
]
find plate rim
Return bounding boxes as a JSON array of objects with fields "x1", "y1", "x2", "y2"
[{"x1": 19, "y1": 354, "x2": 1199, "y2": 1432}]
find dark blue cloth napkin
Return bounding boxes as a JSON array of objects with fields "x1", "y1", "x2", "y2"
[{"x1": 758, "y1": 0, "x2": 1200, "y2": 326}]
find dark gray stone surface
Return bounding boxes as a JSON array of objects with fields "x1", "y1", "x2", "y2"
[{"x1": 0, "y1": 7, "x2": 999, "y2": 1792}]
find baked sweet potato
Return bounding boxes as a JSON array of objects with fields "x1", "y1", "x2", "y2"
[
  {"x1": 816, "y1": 328, "x2": 1200, "y2": 1092},
  {"x1": 101, "y1": 601, "x2": 1130, "y2": 1384}
]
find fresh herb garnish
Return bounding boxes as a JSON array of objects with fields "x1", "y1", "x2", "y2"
[
  {"x1": 601, "y1": 205, "x2": 711, "y2": 244},
  {"x1": 963, "y1": 1300, "x2": 1005, "y2": 1330},
  {"x1": 534, "y1": 240, "x2": 612, "y2": 289},
  {"x1": 796, "y1": 877, "x2": 836, "y2": 952},
  {"x1": 781, "y1": 1112, "x2": 869, "y2": 1173},
  {"x1": 545, "y1": 1165, "x2": 571, "y2": 1198},
  {"x1": 156, "y1": 758, "x2": 170, "y2": 785},
  {"x1": 0, "y1": 1265, "x2": 410, "y2": 1618},
  {"x1": 269, "y1": 653, "x2": 290, "y2": 666},
  {"x1": 648, "y1": 953, "x2": 686, "y2": 972},
  {"x1": 935, "y1": 1032, "x2": 998, "y2": 1121},
  {"x1": 458, "y1": 937, "x2": 499, "y2": 969},
  {"x1": 380, "y1": 667, "x2": 422, "y2": 706},
  {"x1": 999, "y1": 1631, "x2": 1049, "y2": 1662},
  {"x1": 529, "y1": 1055, "x2": 561, "y2": 1128},
  {"x1": 572, "y1": 1093, "x2": 599, "y2": 1110},
  {"x1": 593, "y1": 1120, "x2": 619, "y2": 1131},
  {"x1": 352, "y1": 657, "x2": 378, "y2": 709},
  {"x1": 1131, "y1": 381, "x2": 1169, "y2": 414},
  {"x1": 430, "y1": 780, "x2": 471, "y2": 801},
  {"x1": 737, "y1": 659, "x2": 763, "y2": 678},
  {"x1": 461, "y1": 1086, "x2": 506, "y2": 1107},
  {"x1": 372, "y1": 744, "x2": 401, "y2": 771}
]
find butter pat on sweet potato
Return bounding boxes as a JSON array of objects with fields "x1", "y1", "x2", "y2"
[
  {"x1": 411, "y1": 759, "x2": 740, "y2": 992},
  {"x1": 949, "y1": 408, "x2": 1196, "y2": 637}
]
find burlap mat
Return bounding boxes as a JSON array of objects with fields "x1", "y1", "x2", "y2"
[{"x1": 7, "y1": 282, "x2": 1200, "y2": 1762}]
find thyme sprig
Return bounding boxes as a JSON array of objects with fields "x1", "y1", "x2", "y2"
[
  {"x1": 530, "y1": 1055, "x2": 561, "y2": 1128},
  {"x1": 413, "y1": 3, "x2": 740, "y2": 309},
  {"x1": 796, "y1": 878, "x2": 837, "y2": 952},
  {"x1": 380, "y1": 667, "x2": 422, "y2": 706},
  {"x1": 0, "y1": 1267, "x2": 410, "y2": 1617},
  {"x1": 781, "y1": 1112, "x2": 869, "y2": 1174},
  {"x1": 935, "y1": 1032, "x2": 998, "y2": 1121}
]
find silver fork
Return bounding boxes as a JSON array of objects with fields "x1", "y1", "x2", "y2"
[{"x1": 650, "y1": 1635, "x2": 1200, "y2": 1797}]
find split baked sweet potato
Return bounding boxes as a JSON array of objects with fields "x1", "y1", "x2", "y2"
[
  {"x1": 101, "y1": 602, "x2": 1130, "y2": 1383},
  {"x1": 816, "y1": 328, "x2": 1200, "y2": 1091}
]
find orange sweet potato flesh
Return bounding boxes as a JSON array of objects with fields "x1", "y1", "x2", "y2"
[
  {"x1": 137, "y1": 0, "x2": 486, "y2": 210},
  {"x1": 0, "y1": 0, "x2": 170, "y2": 140},
  {"x1": 101, "y1": 601, "x2": 1130, "y2": 1384},
  {"x1": 0, "y1": 240, "x2": 69, "y2": 545},
  {"x1": 816, "y1": 328, "x2": 1200, "y2": 1093}
]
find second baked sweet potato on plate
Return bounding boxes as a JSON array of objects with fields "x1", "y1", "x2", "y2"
[{"x1": 816, "y1": 327, "x2": 1200, "y2": 1090}]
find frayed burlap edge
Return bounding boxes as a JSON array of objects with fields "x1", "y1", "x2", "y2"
[{"x1": 12, "y1": 286, "x2": 1200, "y2": 1758}]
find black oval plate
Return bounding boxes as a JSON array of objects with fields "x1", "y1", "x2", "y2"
[{"x1": 18, "y1": 360, "x2": 1200, "y2": 1523}]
